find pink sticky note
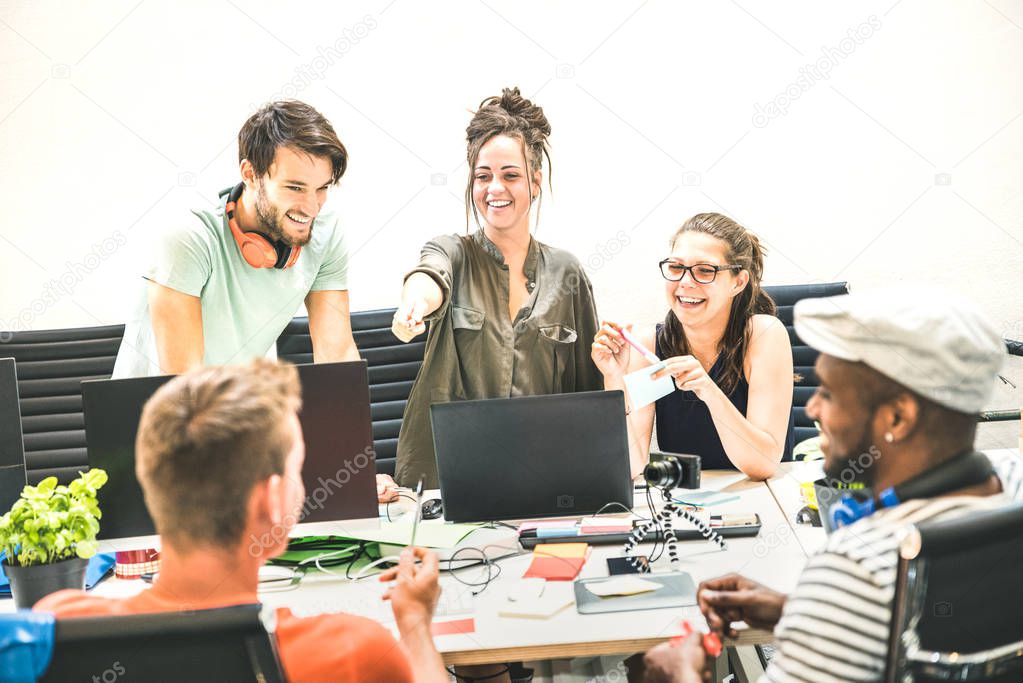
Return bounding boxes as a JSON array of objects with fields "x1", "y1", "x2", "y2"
[{"x1": 432, "y1": 618, "x2": 476, "y2": 636}]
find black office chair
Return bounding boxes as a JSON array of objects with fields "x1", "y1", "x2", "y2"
[
  {"x1": 0, "y1": 324, "x2": 124, "y2": 485},
  {"x1": 763, "y1": 282, "x2": 850, "y2": 445},
  {"x1": 276, "y1": 309, "x2": 427, "y2": 477},
  {"x1": 885, "y1": 500, "x2": 1023, "y2": 682},
  {"x1": 279, "y1": 288, "x2": 852, "y2": 471},
  {"x1": 35, "y1": 604, "x2": 285, "y2": 682},
  {"x1": 0, "y1": 357, "x2": 28, "y2": 512},
  {"x1": 763, "y1": 284, "x2": 1022, "y2": 441},
  {"x1": 980, "y1": 339, "x2": 1023, "y2": 425}
]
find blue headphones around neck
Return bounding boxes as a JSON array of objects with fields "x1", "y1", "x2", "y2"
[{"x1": 828, "y1": 450, "x2": 994, "y2": 529}]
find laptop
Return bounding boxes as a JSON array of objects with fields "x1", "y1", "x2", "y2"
[
  {"x1": 430, "y1": 391, "x2": 633, "y2": 523},
  {"x1": 83, "y1": 361, "x2": 379, "y2": 546}
]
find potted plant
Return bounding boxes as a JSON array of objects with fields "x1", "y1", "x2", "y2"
[{"x1": 0, "y1": 468, "x2": 108, "y2": 609}]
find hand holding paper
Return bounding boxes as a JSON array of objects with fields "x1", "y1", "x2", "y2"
[{"x1": 624, "y1": 362, "x2": 676, "y2": 410}]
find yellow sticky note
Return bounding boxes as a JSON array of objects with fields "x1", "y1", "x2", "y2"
[{"x1": 534, "y1": 543, "x2": 589, "y2": 558}]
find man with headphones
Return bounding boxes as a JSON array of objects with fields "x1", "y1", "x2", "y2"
[
  {"x1": 112, "y1": 101, "x2": 399, "y2": 501},
  {"x1": 113, "y1": 100, "x2": 358, "y2": 379},
  {"x1": 641, "y1": 286, "x2": 1022, "y2": 683}
]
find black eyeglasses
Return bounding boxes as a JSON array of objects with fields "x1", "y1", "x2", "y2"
[{"x1": 659, "y1": 259, "x2": 742, "y2": 284}]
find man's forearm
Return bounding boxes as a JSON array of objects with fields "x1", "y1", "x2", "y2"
[
  {"x1": 148, "y1": 281, "x2": 204, "y2": 374},
  {"x1": 312, "y1": 339, "x2": 360, "y2": 363},
  {"x1": 152, "y1": 328, "x2": 203, "y2": 374},
  {"x1": 398, "y1": 623, "x2": 447, "y2": 683}
]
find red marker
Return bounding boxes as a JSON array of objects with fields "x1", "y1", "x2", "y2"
[
  {"x1": 670, "y1": 620, "x2": 722, "y2": 658},
  {"x1": 702, "y1": 631, "x2": 722, "y2": 658}
]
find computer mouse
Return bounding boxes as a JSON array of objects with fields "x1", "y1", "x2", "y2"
[{"x1": 421, "y1": 498, "x2": 444, "y2": 520}]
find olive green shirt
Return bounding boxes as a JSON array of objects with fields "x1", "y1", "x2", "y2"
[{"x1": 395, "y1": 229, "x2": 602, "y2": 487}]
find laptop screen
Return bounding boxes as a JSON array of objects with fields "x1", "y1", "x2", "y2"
[
  {"x1": 430, "y1": 391, "x2": 633, "y2": 523},
  {"x1": 83, "y1": 361, "x2": 379, "y2": 543}
]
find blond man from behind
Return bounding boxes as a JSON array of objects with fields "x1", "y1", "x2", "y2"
[{"x1": 36, "y1": 359, "x2": 447, "y2": 683}]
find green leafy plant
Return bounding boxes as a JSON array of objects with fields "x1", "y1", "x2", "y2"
[{"x1": 0, "y1": 469, "x2": 108, "y2": 567}]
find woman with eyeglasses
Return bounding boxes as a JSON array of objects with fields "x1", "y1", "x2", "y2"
[{"x1": 592, "y1": 213, "x2": 794, "y2": 480}]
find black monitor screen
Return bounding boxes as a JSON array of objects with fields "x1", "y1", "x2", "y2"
[{"x1": 84, "y1": 361, "x2": 378, "y2": 540}]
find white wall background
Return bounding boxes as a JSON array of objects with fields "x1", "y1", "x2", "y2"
[{"x1": 1, "y1": 0, "x2": 1021, "y2": 444}]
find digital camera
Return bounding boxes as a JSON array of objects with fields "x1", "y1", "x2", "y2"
[{"x1": 643, "y1": 451, "x2": 701, "y2": 490}]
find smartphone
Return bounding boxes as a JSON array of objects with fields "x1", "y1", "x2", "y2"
[{"x1": 607, "y1": 556, "x2": 648, "y2": 575}]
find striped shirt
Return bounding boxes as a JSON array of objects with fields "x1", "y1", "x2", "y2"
[{"x1": 762, "y1": 450, "x2": 1023, "y2": 682}]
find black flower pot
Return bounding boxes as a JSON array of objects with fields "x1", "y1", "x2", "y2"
[{"x1": 4, "y1": 556, "x2": 89, "y2": 609}]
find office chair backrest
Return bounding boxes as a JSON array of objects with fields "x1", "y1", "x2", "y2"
[
  {"x1": 278, "y1": 288, "x2": 849, "y2": 470},
  {"x1": 886, "y1": 500, "x2": 1023, "y2": 682},
  {"x1": 0, "y1": 357, "x2": 28, "y2": 512},
  {"x1": 276, "y1": 309, "x2": 426, "y2": 476},
  {"x1": 0, "y1": 324, "x2": 124, "y2": 485},
  {"x1": 39, "y1": 603, "x2": 285, "y2": 682},
  {"x1": 763, "y1": 282, "x2": 850, "y2": 445}
]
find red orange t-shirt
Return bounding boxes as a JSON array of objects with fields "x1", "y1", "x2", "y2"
[{"x1": 36, "y1": 588, "x2": 415, "y2": 683}]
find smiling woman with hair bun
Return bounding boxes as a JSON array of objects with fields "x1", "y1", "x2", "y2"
[{"x1": 391, "y1": 87, "x2": 602, "y2": 491}]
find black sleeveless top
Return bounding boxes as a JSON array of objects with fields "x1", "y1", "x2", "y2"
[{"x1": 653, "y1": 324, "x2": 794, "y2": 470}]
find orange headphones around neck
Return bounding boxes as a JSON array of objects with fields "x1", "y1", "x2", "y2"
[{"x1": 224, "y1": 183, "x2": 301, "y2": 269}]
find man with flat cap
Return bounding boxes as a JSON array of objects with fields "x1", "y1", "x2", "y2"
[{"x1": 641, "y1": 285, "x2": 1023, "y2": 683}]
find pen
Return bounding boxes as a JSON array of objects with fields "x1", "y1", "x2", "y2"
[
  {"x1": 618, "y1": 326, "x2": 660, "y2": 364},
  {"x1": 409, "y1": 476, "x2": 424, "y2": 548}
]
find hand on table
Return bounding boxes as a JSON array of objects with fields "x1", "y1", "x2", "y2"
[
  {"x1": 697, "y1": 573, "x2": 786, "y2": 638},
  {"x1": 379, "y1": 547, "x2": 441, "y2": 636},
  {"x1": 376, "y1": 474, "x2": 399, "y2": 503}
]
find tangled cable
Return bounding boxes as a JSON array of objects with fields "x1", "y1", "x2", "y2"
[{"x1": 624, "y1": 492, "x2": 727, "y2": 572}]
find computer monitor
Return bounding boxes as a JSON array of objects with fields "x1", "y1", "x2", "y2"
[
  {"x1": 430, "y1": 390, "x2": 633, "y2": 523},
  {"x1": 83, "y1": 361, "x2": 380, "y2": 552}
]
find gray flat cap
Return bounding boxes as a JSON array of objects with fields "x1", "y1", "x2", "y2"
[{"x1": 794, "y1": 287, "x2": 1005, "y2": 414}]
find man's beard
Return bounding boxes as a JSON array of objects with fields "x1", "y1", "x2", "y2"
[
  {"x1": 822, "y1": 422, "x2": 878, "y2": 488},
  {"x1": 254, "y1": 183, "x2": 313, "y2": 247}
]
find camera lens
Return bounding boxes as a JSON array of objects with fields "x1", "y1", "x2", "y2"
[{"x1": 644, "y1": 459, "x2": 681, "y2": 489}]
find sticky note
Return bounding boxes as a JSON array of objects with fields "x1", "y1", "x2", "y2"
[
  {"x1": 499, "y1": 596, "x2": 575, "y2": 619},
  {"x1": 533, "y1": 543, "x2": 589, "y2": 559},
  {"x1": 672, "y1": 490, "x2": 739, "y2": 507},
  {"x1": 579, "y1": 517, "x2": 632, "y2": 534},
  {"x1": 623, "y1": 361, "x2": 675, "y2": 410},
  {"x1": 431, "y1": 618, "x2": 475, "y2": 636},
  {"x1": 519, "y1": 521, "x2": 577, "y2": 532},
  {"x1": 523, "y1": 543, "x2": 590, "y2": 581}
]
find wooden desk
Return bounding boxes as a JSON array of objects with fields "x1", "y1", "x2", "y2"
[
  {"x1": 766, "y1": 460, "x2": 828, "y2": 557},
  {"x1": 257, "y1": 470, "x2": 809, "y2": 665},
  {"x1": 8, "y1": 471, "x2": 811, "y2": 667}
]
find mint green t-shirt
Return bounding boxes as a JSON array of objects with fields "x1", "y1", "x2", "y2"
[{"x1": 112, "y1": 195, "x2": 349, "y2": 378}]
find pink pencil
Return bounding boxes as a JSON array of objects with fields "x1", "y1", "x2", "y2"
[{"x1": 618, "y1": 327, "x2": 660, "y2": 364}]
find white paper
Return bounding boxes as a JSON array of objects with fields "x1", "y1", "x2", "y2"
[
  {"x1": 623, "y1": 361, "x2": 675, "y2": 410},
  {"x1": 584, "y1": 576, "x2": 663, "y2": 597}
]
